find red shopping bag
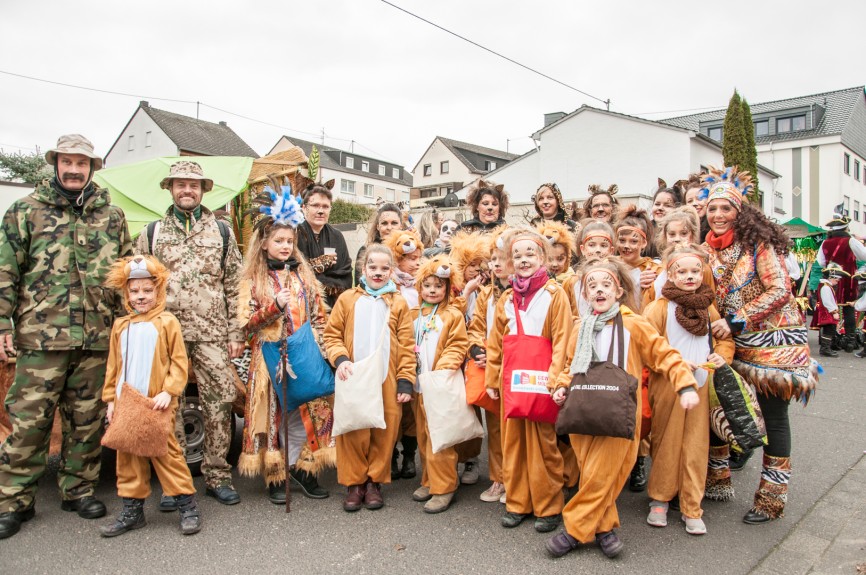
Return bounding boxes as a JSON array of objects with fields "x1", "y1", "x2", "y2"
[
  {"x1": 501, "y1": 295, "x2": 559, "y2": 424},
  {"x1": 464, "y1": 359, "x2": 500, "y2": 414},
  {"x1": 639, "y1": 367, "x2": 652, "y2": 440}
]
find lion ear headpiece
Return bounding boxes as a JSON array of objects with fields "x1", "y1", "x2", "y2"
[
  {"x1": 384, "y1": 229, "x2": 423, "y2": 261},
  {"x1": 535, "y1": 220, "x2": 574, "y2": 259},
  {"x1": 104, "y1": 255, "x2": 170, "y2": 313}
]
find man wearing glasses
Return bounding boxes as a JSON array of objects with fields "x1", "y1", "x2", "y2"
[{"x1": 294, "y1": 177, "x2": 352, "y2": 309}]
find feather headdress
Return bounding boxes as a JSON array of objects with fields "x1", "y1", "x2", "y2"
[
  {"x1": 698, "y1": 165, "x2": 753, "y2": 210},
  {"x1": 248, "y1": 182, "x2": 305, "y2": 231}
]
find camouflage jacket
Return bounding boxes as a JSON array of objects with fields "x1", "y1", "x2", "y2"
[
  {"x1": 0, "y1": 181, "x2": 132, "y2": 350},
  {"x1": 135, "y1": 206, "x2": 243, "y2": 343}
]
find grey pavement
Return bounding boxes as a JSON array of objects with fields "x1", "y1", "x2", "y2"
[{"x1": 0, "y1": 331, "x2": 864, "y2": 575}]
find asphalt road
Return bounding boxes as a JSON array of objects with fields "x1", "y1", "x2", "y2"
[{"x1": 1, "y1": 331, "x2": 863, "y2": 575}]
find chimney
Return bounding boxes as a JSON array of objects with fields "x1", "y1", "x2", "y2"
[
  {"x1": 219, "y1": 121, "x2": 227, "y2": 127},
  {"x1": 140, "y1": 100, "x2": 149, "y2": 108},
  {"x1": 544, "y1": 112, "x2": 566, "y2": 127}
]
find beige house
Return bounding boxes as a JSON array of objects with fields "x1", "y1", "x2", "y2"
[
  {"x1": 269, "y1": 137, "x2": 412, "y2": 207},
  {"x1": 410, "y1": 136, "x2": 518, "y2": 208}
]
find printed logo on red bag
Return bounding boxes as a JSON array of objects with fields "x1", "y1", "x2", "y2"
[{"x1": 510, "y1": 370, "x2": 549, "y2": 394}]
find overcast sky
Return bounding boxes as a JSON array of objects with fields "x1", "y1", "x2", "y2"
[{"x1": 1, "y1": 0, "x2": 864, "y2": 170}]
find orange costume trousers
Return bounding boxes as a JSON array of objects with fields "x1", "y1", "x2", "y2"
[
  {"x1": 414, "y1": 394, "x2": 459, "y2": 495},
  {"x1": 116, "y1": 425, "x2": 195, "y2": 499},
  {"x1": 485, "y1": 409, "x2": 503, "y2": 483},
  {"x1": 336, "y1": 380, "x2": 401, "y2": 486},
  {"x1": 501, "y1": 417, "x2": 564, "y2": 517}
]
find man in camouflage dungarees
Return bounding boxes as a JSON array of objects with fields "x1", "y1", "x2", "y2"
[
  {"x1": 0, "y1": 135, "x2": 132, "y2": 539},
  {"x1": 136, "y1": 161, "x2": 245, "y2": 505}
]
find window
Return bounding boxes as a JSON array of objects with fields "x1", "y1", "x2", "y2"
[
  {"x1": 392, "y1": 168, "x2": 400, "y2": 179},
  {"x1": 127, "y1": 135, "x2": 135, "y2": 151},
  {"x1": 364, "y1": 183, "x2": 374, "y2": 197},
  {"x1": 378, "y1": 164, "x2": 386, "y2": 176},
  {"x1": 707, "y1": 127, "x2": 722, "y2": 141},
  {"x1": 844, "y1": 195, "x2": 851, "y2": 215},
  {"x1": 856, "y1": 160, "x2": 861, "y2": 181},
  {"x1": 345, "y1": 157, "x2": 354, "y2": 169},
  {"x1": 402, "y1": 191, "x2": 410, "y2": 204},
  {"x1": 844, "y1": 153, "x2": 851, "y2": 175},
  {"x1": 485, "y1": 160, "x2": 497, "y2": 171},
  {"x1": 777, "y1": 115, "x2": 806, "y2": 133},
  {"x1": 361, "y1": 160, "x2": 369, "y2": 172},
  {"x1": 341, "y1": 179, "x2": 356, "y2": 195},
  {"x1": 145, "y1": 131, "x2": 152, "y2": 148},
  {"x1": 754, "y1": 121, "x2": 769, "y2": 137},
  {"x1": 855, "y1": 201, "x2": 860, "y2": 222},
  {"x1": 386, "y1": 188, "x2": 396, "y2": 201},
  {"x1": 440, "y1": 161, "x2": 449, "y2": 174},
  {"x1": 423, "y1": 164, "x2": 432, "y2": 177},
  {"x1": 420, "y1": 188, "x2": 437, "y2": 198}
]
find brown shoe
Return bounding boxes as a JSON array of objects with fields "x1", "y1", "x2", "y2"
[
  {"x1": 343, "y1": 484, "x2": 366, "y2": 512},
  {"x1": 364, "y1": 481, "x2": 384, "y2": 510}
]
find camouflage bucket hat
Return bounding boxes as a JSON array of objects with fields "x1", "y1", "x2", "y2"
[
  {"x1": 44, "y1": 134, "x2": 103, "y2": 170},
  {"x1": 160, "y1": 160, "x2": 214, "y2": 192}
]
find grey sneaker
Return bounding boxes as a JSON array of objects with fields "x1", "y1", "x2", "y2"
[
  {"x1": 646, "y1": 500, "x2": 668, "y2": 527},
  {"x1": 460, "y1": 459, "x2": 479, "y2": 485}
]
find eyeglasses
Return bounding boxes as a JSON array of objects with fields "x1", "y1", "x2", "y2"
[{"x1": 307, "y1": 203, "x2": 331, "y2": 211}]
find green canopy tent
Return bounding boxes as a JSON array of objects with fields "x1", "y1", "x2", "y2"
[
  {"x1": 93, "y1": 156, "x2": 254, "y2": 237},
  {"x1": 781, "y1": 217, "x2": 825, "y2": 238}
]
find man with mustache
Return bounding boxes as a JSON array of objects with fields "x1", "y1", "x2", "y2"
[
  {"x1": 0, "y1": 134, "x2": 132, "y2": 539},
  {"x1": 136, "y1": 161, "x2": 244, "y2": 507}
]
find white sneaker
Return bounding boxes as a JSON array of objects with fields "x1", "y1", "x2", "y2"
[
  {"x1": 683, "y1": 515, "x2": 707, "y2": 535},
  {"x1": 460, "y1": 459, "x2": 479, "y2": 485},
  {"x1": 480, "y1": 482, "x2": 505, "y2": 502},
  {"x1": 499, "y1": 491, "x2": 506, "y2": 504}
]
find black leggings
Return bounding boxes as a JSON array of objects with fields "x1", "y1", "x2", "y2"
[
  {"x1": 709, "y1": 391, "x2": 791, "y2": 458},
  {"x1": 844, "y1": 305, "x2": 857, "y2": 336}
]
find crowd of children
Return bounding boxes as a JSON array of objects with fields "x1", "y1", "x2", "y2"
[{"x1": 96, "y1": 169, "x2": 821, "y2": 560}]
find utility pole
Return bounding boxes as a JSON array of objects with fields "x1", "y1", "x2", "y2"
[{"x1": 507, "y1": 139, "x2": 510, "y2": 153}]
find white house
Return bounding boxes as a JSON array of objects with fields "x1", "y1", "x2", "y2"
[
  {"x1": 475, "y1": 106, "x2": 780, "y2": 214},
  {"x1": 269, "y1": 137, "x2": 412, "y2": 207},
  {"x1": 105, "y1": 101, "x2": 258, "y2": 167},
  {"x1": 0, "y1": 181, "x2": 33, "y2": 216},
  {"x1": 663, "y1": 86, "x2": 866, "y2": 234},
  {"x1": 410, "y1": 137, "x2": 519, "y2": 208}
]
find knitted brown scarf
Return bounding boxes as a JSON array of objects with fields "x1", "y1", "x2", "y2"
[{"x1": 660, "y1": 281, "x2": 715, "y2": 336}]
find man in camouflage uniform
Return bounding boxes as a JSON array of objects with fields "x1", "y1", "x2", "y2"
[
  {"x1": 137, "y1": 161, "x2": 244, "y2": 505},
  {"x1": 0, "y1": 134, "x2": 132, "y2": 539}
]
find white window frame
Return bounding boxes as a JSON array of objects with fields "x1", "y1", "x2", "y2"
[
  {"x1": 378, "y1": 165, "x2": 386, "y2": 176},
  {"x1": 341, "y1": 179, "x2": 356, "y2": 195},
  {"x1": 145, "y1": 131, "x2": 152, "y2": 148},
  {"x1": 127, "y1": 135, "x2": 135, "y2": 151},
  {"x1": 364, "y1": 183, "x2": 374, "y2": 197},
  {"x1": 361, "y1": 160, "x2": 369, "y2": 172},
  {"x1": 392, "y1": 167, "x2": 400, "y2": 179},
  {"x1": 386, "y1": 188, "x2": 396, "y2": 201},
  {"x1": 346, "y1": 157, "x2": 354, "y2": 169}
]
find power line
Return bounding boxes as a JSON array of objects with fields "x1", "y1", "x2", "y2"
[
  {"x1": 634, "y1": 105, "x2": 725, "y2": 116},
  {"x1": 0, "y1": 69, "x2": 403, "y2": 164},
  {"x1": 380, "y1": 0, "x2": 610, "y2": 108}
]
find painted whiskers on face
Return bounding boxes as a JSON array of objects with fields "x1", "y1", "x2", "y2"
[
  {"x1": 583, "y1": 270, "x2": 623, "y2": 314},
  {"x1": 511, "y1": 239, "x2": 544, "y2": 278}
]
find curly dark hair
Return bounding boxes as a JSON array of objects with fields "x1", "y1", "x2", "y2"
[
  {"x1": 732, "y1": 203, "x2": 789, "y2": 254},
  {"x1": 467, "y1": 181, "x2": 509, "y2": 219}
]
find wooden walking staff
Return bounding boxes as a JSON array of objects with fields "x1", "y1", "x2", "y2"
[{"x1": 279, "y1": 318, "x2": 292, "y2": 513}]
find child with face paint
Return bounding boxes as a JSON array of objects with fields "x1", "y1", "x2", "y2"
[
  {"x1": 564, "y1": 220, "x2": 616, "y2": 318},
  {"x1": 642, "y1": 245, "x2": 734, "y2": 535},
  {"x1": 409, "y1": 256, "x2": 470, "y2": 514},
  {"x1": 465, "y1": 228, "x2": 511, "y2": 503},
  {"x1": 324, "y1": 244, "x2": 416, "y2": 513},
  {"x1": 536, "y1": 220, "x2": 576, "y2": 284},
  {"x1": 383, "y1": 230, "x2": 424, "y2": 480},
  {"x1": 484, "y1": 229, "x2": 571, "y2": 533},
  {"x1": 644, "y1": 207, "x2": 716, "y2": 306},
  {"x1": 614, "y1": 206, "x2": 660, "y2": 312},
  {"x1": 546, "y1": 258, "x2": 699, "y2": 560}
]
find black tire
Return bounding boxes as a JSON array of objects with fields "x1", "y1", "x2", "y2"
[{"x1": 182, "y1": 392, "x2": 242, "y2": 476}]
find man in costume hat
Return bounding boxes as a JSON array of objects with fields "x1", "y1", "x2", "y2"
[
  {"x1": 136, "y1": 160, "x2": 245, "y2": 506},
  {"x1": 0, "y1": 134, "x2": 132, "y2": 539},
  {"x1": 816, "y1": 211, "x2": 866, "y2": 352}
]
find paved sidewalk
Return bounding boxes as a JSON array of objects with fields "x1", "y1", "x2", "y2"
[{"x1": 752, "y1": 453, "x2": 866, "y2": 574}]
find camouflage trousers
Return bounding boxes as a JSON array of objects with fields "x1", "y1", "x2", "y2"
[
  {"x1": 177, "y1": 341, "x2": 236, "y2": 489},
  {"x1": 0, "y1": 349, "x2": 107, "y2": 513}
]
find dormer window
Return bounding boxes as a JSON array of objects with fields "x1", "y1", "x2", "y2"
[
  {"x1": 707, "y1": 127, "x2": 722, "y2": 141},
  {"x1": 754, "y1": 121, "x2": 769, "y2": 137},
  {"x1": 777, "y1": 115, "x2": 806, "y2": 133},
  {"x1": 346, "y1": 157, "x2": 354, "y2": 169}
]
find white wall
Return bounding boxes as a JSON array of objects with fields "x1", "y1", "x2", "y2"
[
  {"x1": 105, "y1": 110, "x2": 177, "y2": 167},
  {"x1": 0, "y1": 181, "x2": 33, "y2": 216},
  {"x1": 328, "y1": 167, "x2": 410, "y2": 206},
  {"x1": 413, "y1": 138, "x2": 475, "y2": 190}
]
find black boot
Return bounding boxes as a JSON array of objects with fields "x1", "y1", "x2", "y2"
[
  {"x1": 400, "y1": 436, "x2": 417, "y2": 479},
  {"x1": 290, "y1": 467, "x2": 329, "y2": 499},
  {"x1": 175, "y1": 494, "x2": 202, "y2": 535},
  {"x1": 268, "y1": 482, "x2": 287, "y2": 505},
  {"x1": 820, "y1": 335, "x2": 839, "y2": 358},
  {"x1": 729, "y1": 448, "x2": 754, "y2": 471},
  {"x1": 629, "y1": 457, "x2": 647, "y2": 492},
  {"x1": 99, "y1": 498, "x2": 145, "y2": 538},
  {"x1": 0, "y1": 507, "x2": 35, "y2": 540},
  {"x1": 841, "y1": 334, "x2": 857, "y2": 353},
  {"x1": 391, "y1": 446, "x2": 402, "y2": 480}
]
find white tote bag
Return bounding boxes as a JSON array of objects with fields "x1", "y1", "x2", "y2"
[
  {"x1": 332, "y1": 314, "x2": 388, "y2": 437},
  {"x1": 418, "y1": 369, "x2": 484, "y2": 454}
]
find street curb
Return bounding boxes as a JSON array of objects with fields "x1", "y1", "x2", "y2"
[{"x1": 750, "y1": 452, "x2": 866, "y2": 575}]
